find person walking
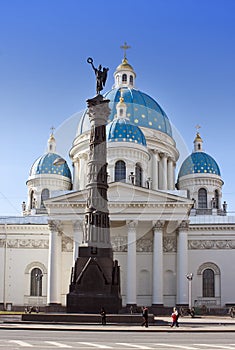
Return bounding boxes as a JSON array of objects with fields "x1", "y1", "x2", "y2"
[
  {"x1": 100, "y1": 307, "x2": 106, "y2": 325},
  {"x1": 170, "y1": 307, "x2": 179, "y2": 327},
  {"x1": 141, "y1": 306, "x2": 149, "y2": 327}
]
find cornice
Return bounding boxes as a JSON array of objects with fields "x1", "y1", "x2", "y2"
[{"x1": 189, "y1": 225, "x2": 235, "y2": 232}]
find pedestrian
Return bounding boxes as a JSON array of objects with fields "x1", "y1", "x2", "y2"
[
  {"x1": 170, "y1": 307, "x2": 179, "y2": 327},
  {"x1": 100, "y1": 307, "x2": 106, "y2": 325},
  {"x1": 141, "y1": 306, "x2": 149, "y2": 327}
]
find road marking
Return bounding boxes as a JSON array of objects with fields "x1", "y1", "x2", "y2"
[
  {"x1": 116, "y1": 343, "x2": 153, "y2": 349},
  {"x1": 78, "y1": 342, "x2": 113, "y2": 349},
  {"x1": 156, "y1": 344, "x2": 198, "y2": 350},
  {"x1": 196, "y1": 345, "x2": 235, "y2": 349},
  {"x1": 45, "y1": 341, "x2": 73, "y2": 348},
  {"x1": 9, "y1": 340, "x2": 33, "y2": 347}
]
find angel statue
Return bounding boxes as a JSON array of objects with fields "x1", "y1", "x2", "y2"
[{"x1": 87, "y1": 57, "x2": 109, "y2": 95}]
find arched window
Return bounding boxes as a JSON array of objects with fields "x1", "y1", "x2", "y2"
[
  {"x1": 130, "y1": 75, "x2": 133, "y2": 85},
  {"x1": 122, "y1": 74, "x2": 127, "y2": 83},
  {"x1": 203, "y1": 268, "x2": 215, "y2": 297},
  {"x1": 198, "y1": 188, "x2": 207, "y2": 208},
  {"x1": 30, "y1": 268, "x2": 43, "y2": 296},
  {"x1": 135, "y1": 163, "x2": 142, "y2": 187},
  {"x1": 115, "y1": 161, "x2": 126, "y2": 182},
  {"x1": 41, "y1": 189, "x2": 49, "y2": 208},
  {"x1": 214, "y1": 190, "x2": 219, "y2": 209}
]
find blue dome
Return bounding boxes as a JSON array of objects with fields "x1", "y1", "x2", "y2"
[
  {"x1": 178, "y1": 152, "x2": 221, "y2": 178},
  {"x1": 77, "y1": 87, "x2": 172, "y2": 137},
  {"x1": 106, "y1": 118, "x2": 147, "y2": 146},
  {"x1": 30, "y1": 153, "x2": 72, "y2": 179}
]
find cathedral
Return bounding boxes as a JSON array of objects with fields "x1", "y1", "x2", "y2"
[{"x1": 0, "y1": 51, "x2": 234, "y2": 312}]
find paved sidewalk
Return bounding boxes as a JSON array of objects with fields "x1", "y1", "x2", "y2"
[{"x1": 1, "y1": 315, "x2": 235, "y2": 332}]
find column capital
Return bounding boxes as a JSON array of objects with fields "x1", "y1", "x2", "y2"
[
  {"x1": 168, "y1": 156, "x2": 174, "y2": 162},
  {"x1": 48, "y1": 220, "x2": 63, "y2": 235},
  {"x1": 178, "y1": 220, "x2": 190, "y2": 232},
  {"x1": 159, "y1": 152, "x2": 169, "y2": 159},
  {"x1": 152, "y1": 220, "x2": 164, "y2": 231},
  {"x1": 127, "y1": 220, "x2": 138, "y2": 229},
  {"x1": 151, "y1": 148, "x2": 159, "y2": 155}
]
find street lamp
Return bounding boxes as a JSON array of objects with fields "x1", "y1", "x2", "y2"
[
  {"x1": 35, "y1": 272, "x2": 43, "y2": 310},
  {"x1": 186, "y1": 273, "x2": 193, "y2": 310}
]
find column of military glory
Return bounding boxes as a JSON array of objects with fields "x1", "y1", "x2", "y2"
[{"x1": 67, "y1": 58, "x2": 122, "y2": 313}]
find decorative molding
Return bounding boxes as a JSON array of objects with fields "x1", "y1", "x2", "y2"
[
  {"x1": 136, "y1": 237, "x2": 153, "y2": 252},
  {"x1": 111, "y1": 236, "x2": 153, "y2": 253},
  {"x1": 189, "y1": 226, "x2": 235, "y2": 231},
  {"x1": 163, "y1": 237, "x2": 177, "y2": 252},
  {"x1": 197, "y1": 262, "x2": 220, "y2": 275},
  {"x1": 24, "y1": 261, "x2": 47, "y2": 274},
  {"x1": 111, "y1": 236, "x2": 127, "y2": 252},
  {"x1": 0, "y1": 239, "x2": 5, "y2": 247},
  {"x1": 62, "y1": 236, "x2": 73, "y2": 252},
  {"x1": 5, "y1": 239, "x2": 49, "y2": 249},
  {"x1": 189, "y1": 239, "x2": 235, "y2": 250}
]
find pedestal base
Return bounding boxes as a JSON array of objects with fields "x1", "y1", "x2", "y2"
[{"x1": 67, "y1": 247, "x2": 122, "y2": 313}]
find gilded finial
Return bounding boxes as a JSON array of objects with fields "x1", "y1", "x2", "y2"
[
  {"x1": 119, "y1": 89, "x2": 124, "y2": 102},
  {"x1": 194, "y1": 124, "x2": 203, "y2": 142},
  {"x1": 49, "y1": 126, "x2": 55, "y2": 140},
  {"x1": 120, "y1": 42, "x2": 131, "y2": 59}
]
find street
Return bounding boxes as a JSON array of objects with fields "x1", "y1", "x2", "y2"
[{"x1": 1, "y1": 329, "x2": 235, "y2": 349}]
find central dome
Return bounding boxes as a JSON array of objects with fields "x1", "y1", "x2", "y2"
[{"x1": 77, "y1": 87, "x2": 172, "y2": 137}]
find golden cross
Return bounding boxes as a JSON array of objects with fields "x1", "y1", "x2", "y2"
[
  {"x1": 120, "y1": 42, "x2": 131, "y2": 59},
  {"x1": 50, "y1": 126, "x2": 55, "y2": 135},
  {"x1": 195, "y1": 124, "x2": 201, "y2": 131}
]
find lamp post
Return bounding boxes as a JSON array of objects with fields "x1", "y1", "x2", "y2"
[
  {"x1": 186, "y1": 273, "x2": 193, "y2": 310},
  {"x1": 35, "y1": 272, "x2": 43, "y2": 310}
]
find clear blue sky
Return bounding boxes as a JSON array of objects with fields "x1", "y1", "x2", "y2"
[{"x1": 1, "y1": 0, "x2": 235, "y2": 216}]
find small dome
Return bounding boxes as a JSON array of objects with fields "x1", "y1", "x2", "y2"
[
  {"x1": 178, "y1": 152, "x2": 221, "y2": 178},
  {"x1": 77, "y1": 87, "x2": 172, "y2": 137},
  {"x1": 106, "y1": 118, "x2": 147, "y2": 146},
  {"x1": 30, "y1": 153, "x2": 72, "y2": 179},
  {"x1": 116, "y1": 58, "x2": 135, "y2": 74}
]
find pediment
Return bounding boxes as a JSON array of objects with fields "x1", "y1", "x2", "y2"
[{"x1": 45, "y1": 182, "x2": 191, "y2": 206}]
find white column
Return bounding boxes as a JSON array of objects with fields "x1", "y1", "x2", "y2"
[
  {"x1": 79, "y1": 154, "x2": 87, "y2": 189},
  {"x1": 73, "y1": 159, "x2": 80, "y2": 191},
  {"x1": 126, "y1": 221, "x2": 137, "y2": 305},
  {"x1": 73, "y1": 220, "x2": 83, "y2": 261},
  {"x1": 152, "y1": 221, "x2": 164, "y2": 305},
  {"x1": 152, "y1": 150, "x2": 159, "y2": 190},
  {"x1": 108, "y1": 163, "x2": 114, "y2": 183},
  {"x1": 167, "y1": 157, "x2": 174, "y2": 190},
  {"x1": 161, "y1": 153, "x2": 168, "y2": 190},
  {"x1": 177, "y1": 221, "x2": 189, "y2": 305},
  {"x1": 47, "y1": 221, "x2": 62, "y2": 305}
]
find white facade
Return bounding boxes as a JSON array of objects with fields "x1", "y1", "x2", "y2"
[{"x1": 0, "y1": 55, "x2": 234, "y2": 311}]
